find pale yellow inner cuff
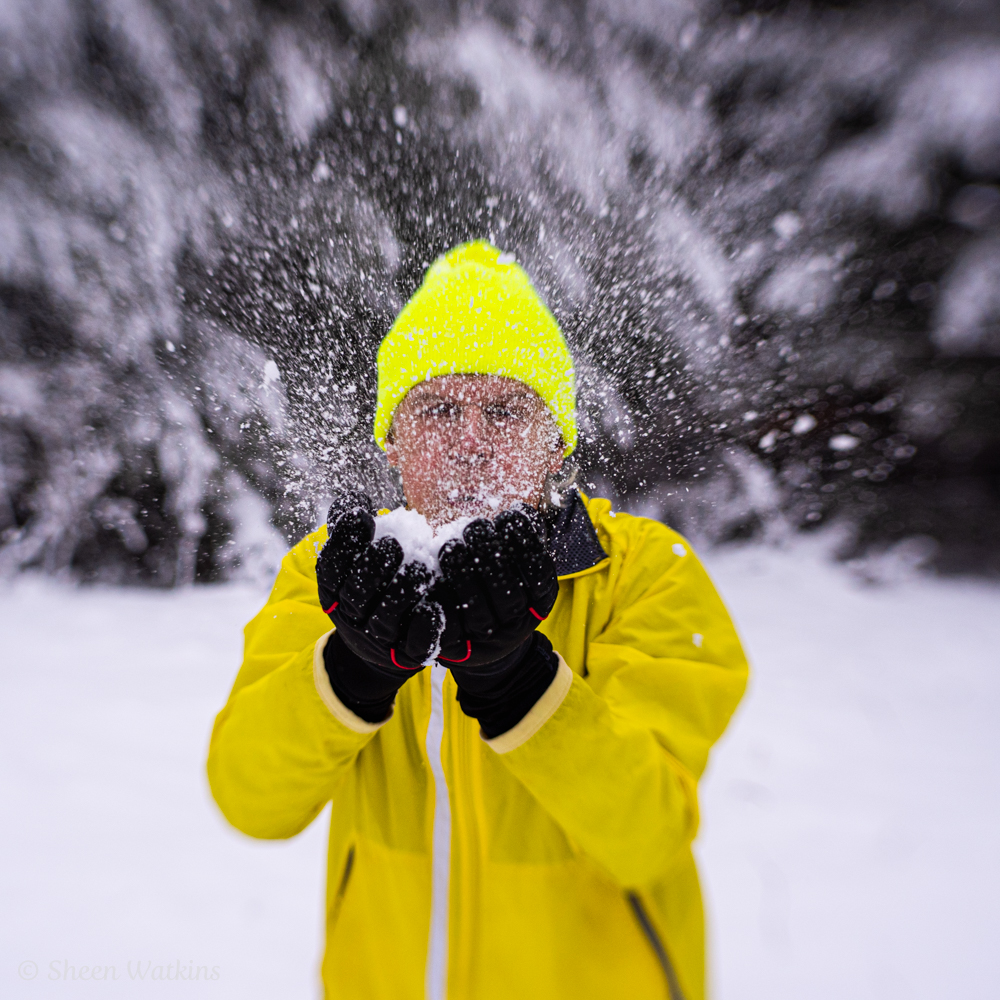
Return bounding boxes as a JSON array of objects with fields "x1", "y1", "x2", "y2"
[
  {"x1": 484, "y1": 654, "x2": 574, "y2": 754},
  {"x1": 313, "y1": 630, "x2": 393, "y2": 734}
]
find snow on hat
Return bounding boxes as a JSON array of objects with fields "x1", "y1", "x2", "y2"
[{"x1": 373, "y1": 240, "x2": 577, "y2": 456}]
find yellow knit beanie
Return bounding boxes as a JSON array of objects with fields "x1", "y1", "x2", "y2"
[{"x1": 373, "y1": 241, "x2": 577, "y2": 455}]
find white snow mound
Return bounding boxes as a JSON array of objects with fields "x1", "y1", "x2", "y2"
[{"x1": 371, "y1": 507, "x2": 473, "y2": 576}]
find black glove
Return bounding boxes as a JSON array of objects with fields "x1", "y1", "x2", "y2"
[
  {"x1": 316, "y1": 489, "x2": 377, "y2": 615},
  {"x1": 433, "y1": 508, "x2": 559, "y2": 667},
  {"x1": 448, "y1": 631, "x2": 560, "y2": 738},
  {"x1": 317, "y1": 490, "x2": 444, "y2": 722},
  {"x1": 432, "y1": 508, "x2": 560, "y2": 737}
]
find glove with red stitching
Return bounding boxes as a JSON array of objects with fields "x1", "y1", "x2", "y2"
[
  {"x1": 432, "y1": 507, "x2": 560, "y2": 737},
  {"x1": 317, "y1": 490, "x2": 444, "y2": 722}
]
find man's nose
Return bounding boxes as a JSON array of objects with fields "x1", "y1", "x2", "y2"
[{"x1": 455, "y1": 404, "x2": 492, "y2": 458}]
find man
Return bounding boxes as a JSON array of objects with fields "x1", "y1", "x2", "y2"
[{"x1": 208, "y1": 241, "x2": 749, "y2": 1000}]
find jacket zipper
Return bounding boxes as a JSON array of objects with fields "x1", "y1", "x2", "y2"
[
  {"x1": 425, "y1": 664, "x2": 451, "y2": 1000},
  {"x1": 336, "y1": 845, "x2": 355, "y2": 897},
  {"x1": 328, "y1": 845, "x2": 355, "y2": 929},
  {"x1": 627, "y1": 892, "x2": 686, "y2": 1000}
]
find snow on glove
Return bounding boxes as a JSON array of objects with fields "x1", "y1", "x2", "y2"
[
  {"x1": 317, "y1": 490, "x2": 444, "y2": 722},
  {"x1": 432, "y1": 508, "x2": 560, "y2": 737}
]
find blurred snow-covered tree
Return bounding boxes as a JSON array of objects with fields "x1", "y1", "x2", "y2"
[{"x1": 1, "y1": 0, "x2": 998, "y2": 581}]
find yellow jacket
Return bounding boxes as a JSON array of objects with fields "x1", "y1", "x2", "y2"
[{"x1": 207, "y1": 496, "x2": 748, "y2": 1000}]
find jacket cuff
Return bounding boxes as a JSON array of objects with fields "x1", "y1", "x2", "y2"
[
  {"x1": 484, "y1": 654, "x2": 573, "y2": 754},
  {"x1": 312, "y1": 631, "x2": 393, "y2": 734}
]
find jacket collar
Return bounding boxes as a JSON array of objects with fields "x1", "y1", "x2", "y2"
[{"x1": 545, "y1": 489, "x2": 608, "y2": 577}]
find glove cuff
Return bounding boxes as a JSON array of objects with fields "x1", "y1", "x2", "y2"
[
  {"x1": 323, "y1": 631, "x2": 409, "y2": 724},
  {"x1": 453, "y1": 632, "x2": 559, "y2": 739}
]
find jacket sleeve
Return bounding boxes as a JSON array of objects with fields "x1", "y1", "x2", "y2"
[
  {"x1": 206, "y1": 531, "x2": 387, "y2": 840},
  {"x1": 487, "y1": 518, "x2": 749, "y2": 887}
]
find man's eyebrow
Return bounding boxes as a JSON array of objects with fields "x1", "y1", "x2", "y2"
[
  {"x1": 491, "y1": 391, "x2": 536, "y2": 402},
  {"x1": 407, "y1": 392, "x2": 450, "y2": 404},
  {"x1": 492, "y1": 396, "x2": 539, "y2": 409}
]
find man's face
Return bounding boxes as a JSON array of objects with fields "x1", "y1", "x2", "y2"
[{"x1": 385, "y1": 374, "x2": 564, "y2": 526}]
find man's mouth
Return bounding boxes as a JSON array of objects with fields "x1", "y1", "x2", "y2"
[
  {"x1": 446, "y1": 489, "x2": 503, "y2": 512},
  {"x1": 448, "y1": 494, "x2": 486, "y2": 509},
  {"x1": 445, "y1": 493, "x2": 505, "y2": 515}
]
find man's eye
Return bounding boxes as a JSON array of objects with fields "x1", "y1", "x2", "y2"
[
  {"x1": 486, "y1": 403, "x2": 529, "y2": 422},
  {"x1": 419, "y1": 403, "x2": 457, "y2": 419}
]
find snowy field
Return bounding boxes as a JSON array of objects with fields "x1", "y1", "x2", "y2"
[{"x1": 2, "y1": 539, "x2": 999, "y2": 999}]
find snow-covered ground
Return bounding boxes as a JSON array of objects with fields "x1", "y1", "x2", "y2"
[
  {"x1": 697, "y1": 540, "x2": 1000, "y2": 1000},
  {"x1": 2, "y1": 540, "x2": 998, "y2": 999}
]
